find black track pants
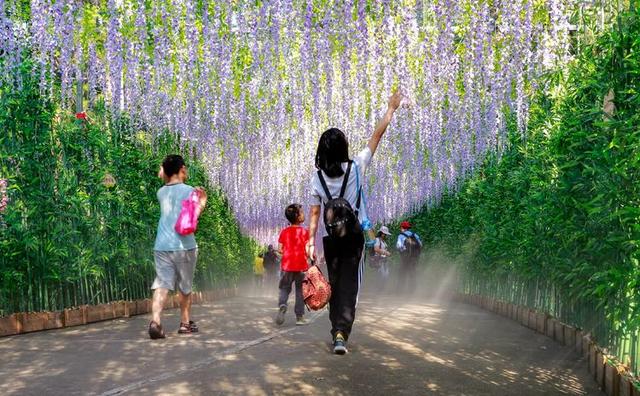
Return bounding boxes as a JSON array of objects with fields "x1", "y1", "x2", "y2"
[{"x1": 323, "y1": 232, "x2": 365, "y2": 341}]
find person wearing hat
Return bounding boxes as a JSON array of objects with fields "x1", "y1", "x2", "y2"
[
  {"x1": 372, "y1": 226, "x2": 392, "y2": 286},
  {"x1": 396, "y1": 221, "x2": 423, "y2": 293}
]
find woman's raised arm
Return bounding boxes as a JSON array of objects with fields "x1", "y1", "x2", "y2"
[{"x1": 367, "y1": 91, "x2": 403, "y2": 157}]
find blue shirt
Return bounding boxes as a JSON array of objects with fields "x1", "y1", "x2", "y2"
[
  {"x1": 154, "y1": 183, "x2": 198, "y2": 251},
  {"x1": 396, "y1": 230, "x2": 423, "y2": 251}
]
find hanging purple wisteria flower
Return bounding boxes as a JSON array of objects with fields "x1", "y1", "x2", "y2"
[{"x1": 21, "y1": 0, "x2": 572, "y2": 242}]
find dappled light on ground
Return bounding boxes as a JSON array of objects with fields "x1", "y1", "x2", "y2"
[{"x1": 0, "y1": 273, "x2": 603, "y2": 395}]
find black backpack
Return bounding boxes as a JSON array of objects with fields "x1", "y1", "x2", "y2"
[
  {"x1": 400, "y1": 232, "x2": 422, "y2": 258},
  {"x1": 318, "y1": 161, "x2": 362, "y2": 239}
]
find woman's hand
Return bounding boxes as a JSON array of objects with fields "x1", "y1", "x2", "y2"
[{"x1": 388, "y1": 91, "x2": 403, "y2": 111}]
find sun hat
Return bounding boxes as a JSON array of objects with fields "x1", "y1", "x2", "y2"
[
  {"x1": 379, "y1": 226, "x2": 391, "y2": 236},
  {"x1": 400, "y1": 221, "x2": 411, "y2": 229}
]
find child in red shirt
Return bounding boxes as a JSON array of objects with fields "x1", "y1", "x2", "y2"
[{"x1": 275, "y1": 204, "x2": 310, "y2": 326}]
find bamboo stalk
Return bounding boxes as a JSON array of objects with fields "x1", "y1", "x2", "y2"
[{"x1": 83, "y1": 271, "x2": 90, "y2": 305}]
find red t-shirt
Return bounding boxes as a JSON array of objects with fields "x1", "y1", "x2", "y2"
[{"x1": 278, "y1": 225, "x2": 310, "y2": 272}]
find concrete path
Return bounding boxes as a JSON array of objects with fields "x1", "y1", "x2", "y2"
[{"x1": 0, "y1": 287, "x2": 603, "y2": 396}]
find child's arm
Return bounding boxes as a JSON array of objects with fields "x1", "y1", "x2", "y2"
[
  {"x1": 367, "y1": 91, "x2": 403, "y2": 157},
  {"x1": 276, "y1": 230, "x2": 285, "y2": 258}
]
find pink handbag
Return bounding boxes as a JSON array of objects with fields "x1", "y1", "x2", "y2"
[
  {"x1": 302, "y1": 265, "x2": 332, "y2": 311},
  {"x1": 174, "y1": 190, "x2": 202, "y2": 235}
]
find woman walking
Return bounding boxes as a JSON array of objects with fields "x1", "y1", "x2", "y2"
[
  {"x1": 372, "y1": 226, "x2": 392, "y2": 288},
  {"x1": 306, "y1": 91, "x2": 403, "y2": 354}
]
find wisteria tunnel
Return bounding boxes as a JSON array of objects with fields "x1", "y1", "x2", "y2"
[{"x1": 1, "y1": 0, "x2": 639, "y2": 395}]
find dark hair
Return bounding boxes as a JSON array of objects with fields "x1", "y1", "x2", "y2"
[
  {"x1": 162, "y1": 155, "x2": 185, "y2": 177},
  {"x1": 376, "y1": 231, "x2": 384, "y2": 238},
  {"x1": 315, "y1": 128, "x2": 349, "y2": 178},
  {"x1": 285, "y1": 203, "x2": 302, "y2": 224}
]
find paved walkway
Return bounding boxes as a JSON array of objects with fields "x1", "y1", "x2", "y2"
[{"x1": 0, "y1": 282, "x2": 603, "y2": 396}]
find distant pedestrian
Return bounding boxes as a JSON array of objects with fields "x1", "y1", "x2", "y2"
[
  {"x1": 149, "y1": 154, "x2": 207, "y2": 339},
  {"x1": 307, "y1": 91, "x2": 403, "y2": 354},
  {"x1": 254, "y1": 253, "x2": 265, "y2": 289},
  {"x1": 396, "y1": 221, "x2": 422, "y2": 293},
  {"x1": 372, "y1": 226, "x2": 392, "y2": 286},
  {"x1": 263, "y1": 244, "x2": 279, "y2": 287},
  {"x1": 275, "y1": 204, "x2": 311, "y2": 326}
]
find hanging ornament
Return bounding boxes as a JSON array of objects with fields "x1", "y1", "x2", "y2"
[{"x1": 102, "y1": 173, "x2": 117, "y2": 189}]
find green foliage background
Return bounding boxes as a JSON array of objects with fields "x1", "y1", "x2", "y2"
[
  {"x1": 0, "y1": 61, "x2": 256, "y2": 316},
  {"x1": 406, "y1": 9, "x2": 640, "y2": 371}
]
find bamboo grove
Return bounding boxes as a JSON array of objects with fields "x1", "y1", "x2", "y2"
[
  {"x1": 0, "y1": 63, "x2": 255, "y2": 315},
  {"x1": 406, "y1": 6, "x2": 640, "y2": 376}
]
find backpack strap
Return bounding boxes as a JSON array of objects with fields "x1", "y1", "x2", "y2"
[
  {"x1": 317, "y1": 170, "x2": 332, "y2": 201},
  {"x1": 338, "y1": 161, "x2": 353, "y2": 199},
  {"x1": 400, "y1": 232, "x2": 412, "y2": 252},
  {"x1": 318, "y1": 161, "x2": 361, "y2": 212},
  {"x1": 401, "y1": 232, "x2": 414, "y2": 244},
  {"x1": 317, "y1": 161, "x2": 353, "y2": 202}
]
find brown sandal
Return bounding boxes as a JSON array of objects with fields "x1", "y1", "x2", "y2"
[
  {"x1": 178, "y1": 322, "x2": 192, "y2": 334},
  {"x1": 148, "y1": 321, "x2": 166, "y2": 339}
]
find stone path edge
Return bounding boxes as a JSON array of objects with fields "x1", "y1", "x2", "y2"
[
  {"x1": 455, "y1": 293, "x2": 640, "y2": 396},
  {"x1": 0, "y1": 287, "x2": 237, "y2": 337}
]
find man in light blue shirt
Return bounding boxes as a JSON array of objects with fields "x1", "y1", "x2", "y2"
[
  {"x1": 149, "y1": 154, "x2": 207, "y2": 340},
  {"x1": 396, "y1": 221, "x2": 422, "y2": 293},
  {"x1": 154, "y1": 183, "x2": 198, "y2": 252},
  {"x1": 396, "y1": 222, "x2": 423, "y2": 252}
]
